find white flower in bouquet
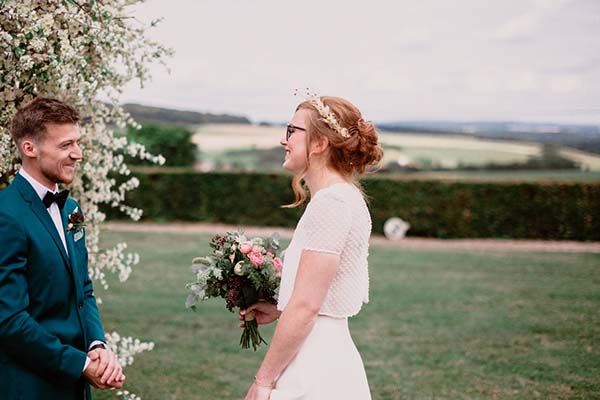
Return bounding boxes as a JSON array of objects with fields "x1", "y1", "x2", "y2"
[{"x1": 234, "y1": 260, "x2": 246, "y2": 276}]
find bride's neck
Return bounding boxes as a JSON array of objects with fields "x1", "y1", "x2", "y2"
[{"x1": 304, "y1": 166, "x2": 348, "y2": 195}]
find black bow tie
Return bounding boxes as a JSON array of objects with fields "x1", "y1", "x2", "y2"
[{"x1": 42, "y1": 190, "x2": 69, "y2": 209}]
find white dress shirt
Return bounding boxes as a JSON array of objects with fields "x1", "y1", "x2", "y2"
[
  {"x1": 19, "y1": 168, "x2": 68, "y2": 255},
  {"x1": 18, "y1": 168, "x2": 105, "y2": 372}
]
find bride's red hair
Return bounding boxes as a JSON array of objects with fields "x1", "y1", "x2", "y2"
[{"x1": 283, "y1": 96, "x2": 383, "y2": 208}]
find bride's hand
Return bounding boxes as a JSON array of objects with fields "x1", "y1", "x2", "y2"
[
  {"x1": 239, "y1": 301, "x2": 281, "y2": 327},
  {"x1": 244, "y1": 382, "x2": 272, "y2": 400}
]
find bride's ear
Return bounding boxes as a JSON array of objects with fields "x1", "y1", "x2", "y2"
[{"x1": 310, "y1": 136, "x2": 329, "y2": 155}]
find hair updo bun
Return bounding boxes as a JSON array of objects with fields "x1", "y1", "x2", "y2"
[
  {"x1": 298, "y1": 96, "x2": 383, "y2": 177},
  {"x1": 340, "y1": 118, "x2": 384, "y2": 175}
]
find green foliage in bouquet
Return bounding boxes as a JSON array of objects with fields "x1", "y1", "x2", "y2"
[{"x1": 186, "y1": 232, "x2": 283, "y2": 350}]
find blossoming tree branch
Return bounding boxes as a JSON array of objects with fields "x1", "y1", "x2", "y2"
[{"x1": 0, "y1": 1, "x2": 172, "y2": 398}]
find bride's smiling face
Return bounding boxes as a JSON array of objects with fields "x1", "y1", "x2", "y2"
[{"x1": 281, "y1": 109, "x2": 310, "y2": 173}]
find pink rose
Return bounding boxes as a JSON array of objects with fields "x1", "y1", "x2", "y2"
[
  {"x1": 266, "y1": 252, "x2": 274, "y2": 258},
  {"x1": 240, "y1": 242, "x2": 252, "y2": 254},
  {"x1": 273, "y1": 257, "x2": 283, "y2": 274},
  {"x1": 248, "y1": 251, "x2": 265, "y2": 267}
]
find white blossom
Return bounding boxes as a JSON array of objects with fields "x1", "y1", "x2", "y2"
[
  {"x1": 0, "y1": 2, "x2": 173, "y2": 398},
  {"x1": 105, "y1": 331, "x2": 155, "y2": 367},
  {"x1": 116, "y1": 391, "x2": 142, "y2": 400}
]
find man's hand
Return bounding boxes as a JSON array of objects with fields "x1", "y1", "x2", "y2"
[
  {"x1": 84, "y1": 349, "x2": 125, "y2": 389},
  {"x1": 83, "y1": 356, "x2": 110, "y2": 389}
]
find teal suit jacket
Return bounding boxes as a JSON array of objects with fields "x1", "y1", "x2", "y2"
[{"x1": 0, "y1": 174, "x2": 105, "y2": 399}]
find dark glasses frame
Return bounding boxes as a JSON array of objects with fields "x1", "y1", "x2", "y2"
[{"x1": 286, "y1": 124, "x2": 306, "y2": 141}]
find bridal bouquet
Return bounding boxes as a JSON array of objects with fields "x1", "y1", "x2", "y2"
[{"x1": 186, "y1": 231, "x2": 283, "y2": 350}]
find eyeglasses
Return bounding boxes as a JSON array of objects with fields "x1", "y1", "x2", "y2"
[{"x1": 286, "y1": 124, "x2": 306, "y2": 141}]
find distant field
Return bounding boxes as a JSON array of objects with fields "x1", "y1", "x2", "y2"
[
  {"x1": 192, "y1": 124, "x2": 600, "y2": 172},
  {"x1": 559, "y1": 147, "x2": 600, "y2": 170},
  {"x1": 192, "y1": 124, "x2": 284, "y2": 150}
]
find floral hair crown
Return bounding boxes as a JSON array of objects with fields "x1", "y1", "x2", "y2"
[{"x1": 294, "y1": 88, "x2": 351, "y2": 138}]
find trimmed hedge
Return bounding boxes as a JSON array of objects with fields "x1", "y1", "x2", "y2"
[{"x1": 105, "y1": 171, "x2": 600, "y2": 241}]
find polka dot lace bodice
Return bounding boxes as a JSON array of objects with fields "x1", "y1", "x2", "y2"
[{"x1": 277, "y1": 183, "x2": 371, "y2": 318}]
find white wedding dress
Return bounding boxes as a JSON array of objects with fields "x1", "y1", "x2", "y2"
[{"x1": 272, "y1": 183, "x2": 372, "y2": 400}]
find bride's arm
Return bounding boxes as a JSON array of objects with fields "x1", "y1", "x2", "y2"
[{"x1": 254, "y1": 248, "x2": 339, "y2": 385}]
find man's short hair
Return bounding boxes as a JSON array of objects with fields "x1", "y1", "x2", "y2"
[{"x1": 11, "y1": 97, "x2": 80, "y2": 144}]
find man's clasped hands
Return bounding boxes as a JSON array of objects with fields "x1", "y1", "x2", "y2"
[{"x1": 83, "y1": 347, "x2": 126, "y2": 389}]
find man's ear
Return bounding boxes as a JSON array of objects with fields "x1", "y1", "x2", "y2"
[{"x1": 20, "y1": 139, "x2": 38, "y2": 158}]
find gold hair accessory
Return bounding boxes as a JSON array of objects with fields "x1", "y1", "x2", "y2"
[{"x1": 294, "y1": 88, "x2": 351, "y2": 138}]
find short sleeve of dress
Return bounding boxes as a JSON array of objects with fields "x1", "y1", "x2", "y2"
[{"x1": 299, "y1": 191, "x2": 353, "y2": 255}]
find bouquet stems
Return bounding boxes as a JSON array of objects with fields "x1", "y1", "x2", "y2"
[{"x1": 240, "y1": 311, "x2": 267, "y2": 351}]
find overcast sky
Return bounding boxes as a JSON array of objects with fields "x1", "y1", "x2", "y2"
[{"x1": 121, "y1": 0, "x2": 600, "y2": 124}]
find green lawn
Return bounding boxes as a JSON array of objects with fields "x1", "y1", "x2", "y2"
[{"x1": 93, "y1": 231, "x2": 600, "y2": 400}]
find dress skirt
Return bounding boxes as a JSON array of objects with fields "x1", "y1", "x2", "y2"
[{"x1": 270, "y1": 315, "x2": 371, "y2": 400}]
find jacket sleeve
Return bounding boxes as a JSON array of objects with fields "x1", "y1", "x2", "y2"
[
  {"x1": 73, "y1": 201, "x2": 106, "y2": 346},
  {"x1": 0, "y1": 210, "x2": 87, "y2": 382},
  {"x1": 82, "y1": 246, "x2": 105, "y2": 346}
]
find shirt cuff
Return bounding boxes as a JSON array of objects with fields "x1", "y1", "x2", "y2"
[
  {"x1": 88, "y1": 340, "x2": 107, "y2": 351},
  {"x1": 83, "y1": 341, "x2": 107, "y2": 373}
]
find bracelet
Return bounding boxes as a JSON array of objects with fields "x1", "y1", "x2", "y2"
[{"x1": 254, "y1": 376, "x2": 274, "y2": 389}]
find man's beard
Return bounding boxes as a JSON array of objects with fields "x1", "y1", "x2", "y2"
[{"x1": 40, "y1": 164, "x2": 70, "y2": 185}]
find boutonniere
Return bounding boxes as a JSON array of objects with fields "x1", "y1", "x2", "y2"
[{"x1": 66, "y1": 207, "x2": 86, "y2": 234}]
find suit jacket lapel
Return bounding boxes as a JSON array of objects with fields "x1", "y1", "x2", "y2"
[
  {"x1": 13, "y1": 174, "x2": 72, "y2": 272},
  {"x1": 61, "y1": 207, "x2": 78, "y2": 273}
]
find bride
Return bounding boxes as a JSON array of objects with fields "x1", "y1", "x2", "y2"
[{"x1": 241, "y1": 94, "x2": 383, "y2": 400}]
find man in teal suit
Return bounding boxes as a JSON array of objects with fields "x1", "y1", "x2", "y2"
[{"x1": 0, "y1": 98, "x2": 126, "y2": 399}]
